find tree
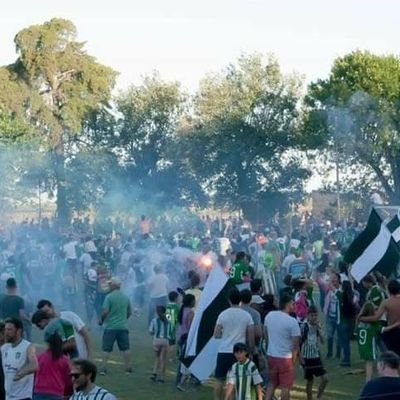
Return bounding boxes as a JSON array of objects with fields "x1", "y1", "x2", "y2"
[
  {"x1": 0, "y1": 18, "x2": 117, "y2": 224},
  {"x1": 184, "y1": 54, "x2": 309, "y2": 217},
  {"x1": 113, "y1": 74, "x2": 205, "y2": 210},
  {"x1": 304, "y1": 51, "x2": 400, "y2": 203}
]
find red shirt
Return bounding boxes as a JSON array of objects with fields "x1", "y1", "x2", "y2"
[{"x1": 34, "y1": 350, "x2": 72, "y2": 396}]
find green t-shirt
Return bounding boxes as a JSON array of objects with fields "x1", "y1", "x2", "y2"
[
  {"x1": 166, "y1": 303, "x2": 179, "y2": 333},
  {"x1": 44, "y1": 318, "x2": 75, "y2": 342},
  {"x1": 366, "y1": 285, "x2": 385, "y2": 308},
  {"x1": 357, "y1": 321, "x2": 381, "y2": 361},
  {"x1": 229, "y1": 261, "x2": 249, "y2": 284},
  {"x1": 103, "y1": 289, "x2": 131, "y2": 330}
]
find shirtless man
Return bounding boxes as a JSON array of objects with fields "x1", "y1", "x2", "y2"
[{"x1": 360, "y1": 279, "x2": 400, "y2": 355}]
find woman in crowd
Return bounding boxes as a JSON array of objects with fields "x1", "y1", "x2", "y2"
[{"x1": 33, "y1": 333, "x2": 72, "y2": 400}]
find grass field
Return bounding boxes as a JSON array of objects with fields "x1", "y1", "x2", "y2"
[{"x1": 65, "y1": 316, "x2": 367, "y2": 400}]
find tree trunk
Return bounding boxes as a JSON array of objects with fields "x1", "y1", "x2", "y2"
[{"x1": 53, "y1": 143, "x2": 70, "y2": 227}]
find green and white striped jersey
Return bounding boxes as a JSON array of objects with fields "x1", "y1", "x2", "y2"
[
  {"x1": 69, "y1": 385, "x2": 116, "y2": 400},
  {"x1": 149, "y1": 317, "x2": 173, "y2": 340},
  {"x1": 227, "y1": 360, "x2": 263, "y2": 400}
]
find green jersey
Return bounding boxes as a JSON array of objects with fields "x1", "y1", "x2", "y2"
[
  {"x1": 357, "y1": 321, "x2": 381, "y2": 361},
  {"x1": 166, "y1": 303, "x2": 179, "y2": 333},
  {"x1": 229, "y1": 261, "x2": 249, "y2": 284},
  {"x1": 366, "y1": 285, "x2": 386, "y2": 308},
  {"x1": 227, "y1": 360, "x2": 263, "y2": 400}
]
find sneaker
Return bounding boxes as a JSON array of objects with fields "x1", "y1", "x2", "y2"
[
  {"x1": 157, "y1": 379, "x2": 165, "y2": 384},
  {"x1": 149, "y1": 374, "x2": 157, "y2": 382},
  {"x1": 125, "y1": 368, "x2": 133, "y2": 375},
  {"x1": 99, "y1": 369, "x2": 107, "y2": 376}
]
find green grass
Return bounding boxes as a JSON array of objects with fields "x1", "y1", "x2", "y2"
[{"x1": 65, "y1": 317, "x2": 366, "y2": 400}]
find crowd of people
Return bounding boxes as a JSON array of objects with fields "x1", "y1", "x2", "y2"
[{"x1": 0, "y1": 212, "x2": 399, "y2": 399}]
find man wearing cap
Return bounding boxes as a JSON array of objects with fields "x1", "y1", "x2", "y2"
[{"x1": 99, "y1": 277, "x2": 132, "y2": 375}]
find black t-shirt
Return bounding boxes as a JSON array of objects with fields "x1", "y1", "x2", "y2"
[
  {"x1": 0, "y1": 295, "x2": 24, "y2": 319},
  {"x1": 359, "y1": 377, "x2": 400, "y2": 400}
]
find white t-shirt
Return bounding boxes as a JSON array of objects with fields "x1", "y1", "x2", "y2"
[
  {"x1": 63, "y1": 241, "x2": 77, "y2": 260},
  {"x1": 148, "y1": 274, "x2": 169, "y2": 298},
  {"x1": 264, "y1": 311, "x2": 301, "y2": 358},
  {"x1": 79, "y1": 253, "x2": 93, "y2": 273},
  {"x1": 60, "y1": 311, "x2": 88, "y2": 359},
  {"x1": 2, "y1": 339, "x2": 34, "y2": 400},
  {"x1": 216, "y1": 307, "x2": 254, "y2": 353},
  {"x1": 84, "y1": 240, "x2": 97, "y2": 253}
]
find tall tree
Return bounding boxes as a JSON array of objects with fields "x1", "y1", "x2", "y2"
[
  {"x1": 184, "y1": 54, "x2": 309, "y2": 216},
  {"x1": 304, "y1": 51, "x2": 400, "y2": 203},
  {"x1": 113, "y1": 74, "x2": 204, "y2": 209},
  {"x1": 0, "y1": 18, "x2": 117, "y2": 224}
]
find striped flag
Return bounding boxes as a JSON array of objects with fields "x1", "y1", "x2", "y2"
[
  {"x1": 184, "y1": 265, "x2": 233, "y2": 381},
  {"x1": 345, "y1": 208, "x2": 400, "y2": 282}
]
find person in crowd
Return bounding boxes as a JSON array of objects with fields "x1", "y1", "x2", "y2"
[
  {"x1": 360, "y1": 279, "x2": 400, "y2": 356},
  {"x1": 33, "y1": 333, "x2": 72, "y2": 400},
  {"x1": 338, "y1": 280, "x2": 357, "y2": 367},
  {"x1": 185, "y1": 273, "x2": 202, "y2": 311},
  {"x1": 225, "y1": 342, "x2": 263, "y2": 400},
  {"x1": 69, "y1": 359, "x2": 116, "y2": 400},
  {"x1": 95, "y1": 264, "x2": 111, "y2": 323},
  {"x1": 300, "y1": 305, "x2": 328, "y2": 400},
  {"x1": 288, "y1": 249, "x2": 309, "y2": 279},
  {"x1": 83, "y1": 262, "x2": 98, "y2": 327},
  {"x1": 147, "y1": 265, "x2": 169, "y2": 324},
  {"x1": 358, "y1": 351, "x2": 400, "y2": 400},
  {"x1": 229, "y1": 252, "x2": 251, "y2": 286},
  {"x1": 149, "y1": 305, "x2": 173, "y2": 383},
  {"x1": 99, "y1": 277, "x2": 132, "y2": 375},
  {"x1": 279, "y1": 275, "x2": 294, "y2": 301},
  {"x1": 175, "y1": 294, "x2": 195, "y2": 391},
  {"x1": 317, "y1": 271, "x2": 341, "y2": 359},
  {"x1": 165, "y1": 291, "x2": 179, "y2": 360},
  {"x1": 0, "y1": 278, "x2": 27, "y2": 322},
  {"x1": 31, "y1": 310, "x2": 77, "y2": 358},
  {"x1": 1, "y1": 318, "x2": 38, "y2": 400},
  {"x1": 264, "y1": 294, "x2": 301, "y2": 400},
  {"x1": 213, "y1": 288, "x2": 255, "y2": 400},
  {"x1": 240, "y1": 290, "x2": 262, "y2": 369},
  {"x1": 249, "y1": 279, "x2": 269, "y2": 323},
  {"x1": 293, "y1": 279, "x2": 310, "y2": 322},
  {"x1": 356, "y1": 302, "x2": 398, "y2": 382},
  {"x1": 36, "y1": 299, "x2": 91, "y2": 360}
]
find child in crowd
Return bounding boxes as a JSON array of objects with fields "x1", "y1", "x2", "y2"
[
  {"x1": 225, "y1": 342, "x2": 263, "y2": 400},
  {"x1": 300, "y1": 305, "x2": 328, "y2": 400},
  {"x1": 166, "y1": 291, "x2": 180, "y2": 360},
  {"x1": 293, "y1": 279, "x2": 310, "y2": 322},
  {"x1": 149, "y1": 305, "x2": 173, "y2": 383}
]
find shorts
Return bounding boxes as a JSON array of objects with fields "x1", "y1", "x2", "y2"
[
  {"x1": 383, "y1": 328, "x2": 400, "y2": 356},
  {"x1": 267, "y1": 356, "x2": 295, "y2": 389},
  {"x1": 153, "y1": 338, "x2": 169, "y2": 352},
  {"x1": 102, "y1": 329, "x2": 130, "y2": 352},
  {"x1": 215, "y1": 353, "x2": 237, "y2": 381},
  {"x1": 302, "y1": 357, "x2": 326, "y2": 380}
]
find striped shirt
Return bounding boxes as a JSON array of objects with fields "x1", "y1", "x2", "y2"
[
  {"x1": 149, "y1": 317, "x2": 173, "y2": 340},
  {"x1": 300, "y1": 321, "x2": 321, "y2": 359},
  {"x1": 227, "y1": 360, "x2": 263, "y2": 400},
  {"x1": 69, "y1": 385, "x2": 116, "y2": 400}
]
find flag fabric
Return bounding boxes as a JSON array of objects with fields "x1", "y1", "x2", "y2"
[
  {"x1": 185, "y1": 265, "x2": 233, "y2": 381},
  {"x1": 345, "y1": 208, "x2": 400, "y2": 282}
]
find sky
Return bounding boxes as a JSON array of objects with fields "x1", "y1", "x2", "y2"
[{"x1": 1, "y1": 0, "x2": 400, "y2": 93}]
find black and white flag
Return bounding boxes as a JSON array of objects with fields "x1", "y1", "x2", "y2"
[
  {"x1": 184, "y1": 265, "x2": 233, "y2": 381},
  {"x1": 345, "y1": 208, "x2": 400, "y2": 282}
]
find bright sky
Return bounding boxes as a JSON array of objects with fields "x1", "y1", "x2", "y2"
[{"x1": 1, "y1": 0, "x2": 399, "y2": 92}]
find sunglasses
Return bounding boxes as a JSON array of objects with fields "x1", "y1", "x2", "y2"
[{"x1": 69, "y1": 373, "x2": 83, "y2": 379}]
